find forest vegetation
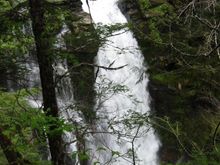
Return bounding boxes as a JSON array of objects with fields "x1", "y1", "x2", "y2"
[{"x1": 0, "y1": 0, "x2": 220, "y2": 165}]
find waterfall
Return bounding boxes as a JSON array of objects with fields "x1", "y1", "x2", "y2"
[
  {"x1": 25, "y1": 37, "x2": 79, "y2": 162},
  {"x1": 82, "y1": 0, "x2": 160, "y2": 164},
  {"x1": 26, "y1": 57, "x2": 79, "y2": 162},
  {"x1": 5, "y1": 1, "x2": 160, "y2": 163},
  {"x1": 22, "y1": 24, "x2": 81, "y2": 163}
]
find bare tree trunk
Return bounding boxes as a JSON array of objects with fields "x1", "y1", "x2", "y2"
[{"x1": 28, "y1": 0, "x2": 65, "y2": 164}]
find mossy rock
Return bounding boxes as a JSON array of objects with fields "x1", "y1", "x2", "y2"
[
  {"x1": 150, "y1": 0, "x2": 167, "y2": 7},
  {"x1": 120, "y1": 0, "x2": 220, "y2": 163}
]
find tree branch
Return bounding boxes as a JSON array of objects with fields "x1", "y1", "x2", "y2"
[
  {"x1": 213, "y1": 121, "x2": 220, "y2": 152},
  {"x1": 55, "y1": 63, "x2": 128, "y2": 85}
]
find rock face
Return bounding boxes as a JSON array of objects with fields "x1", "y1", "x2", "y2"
[
  {"x1": 64, "y1": 6, "x2": 99, "y2": 123},
  {"x1": 119, "y1": 0, "x2": 148, "y2": 31},
  {"x1": 148, "y1": 81, "x2": 177, "y2": 116},
  {"x1": 118, "y1": 0, "x2": 142, "y2": 21},
  {"x1": 149, "y1": 0, "x2": 166, "y2": 6},
  {"x1": 119, "y1": 0, "x2": 178, "y2": 163},
  {"x1": 63, "y1": 3, "x2": 99, "y2": 164},
  {"x1": 192, "y1": 96, "x2": 220, "y2": 112},
  {"x1": 119, "y1": 0, "x2": 220, "y2": 164}
]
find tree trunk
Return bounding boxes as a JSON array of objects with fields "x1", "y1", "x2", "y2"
[{"x1": 28, "y1": 0, "x2": 65, "y2": 164}]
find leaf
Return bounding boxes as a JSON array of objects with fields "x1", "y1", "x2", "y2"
[
  {"x1": 111, "y1": 150, "x2": 120, "y2": 157},
  {"x1": 96, "y1": 147, "x2": 107, "y2": 152}
]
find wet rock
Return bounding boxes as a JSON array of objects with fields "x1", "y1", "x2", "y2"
[
  {"x1": 118, "y1": 0, "x2": 144, "y2": 22},
  {"x1": 192, "y1": 96, "x2": 220, "y2": 112},
  {"x1": 150, "y1": 0, "x2": 167, "y2": 7},
  {"x1": 64, "y1": 8, "x2": 99, "y2": 123},
  {"x1": 159, "y1": 147, "x2": 180, "y2": 163},
  {"x1": 148, "y1": 80, "x2": 177, "y2": 115}
]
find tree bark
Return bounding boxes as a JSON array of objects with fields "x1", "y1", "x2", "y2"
[{"x1": 28, "y1": 0, "x2": 65, "y2": 164}]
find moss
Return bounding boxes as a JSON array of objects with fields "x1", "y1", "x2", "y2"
[
  {"x1": 138, "y1": 0, "x2": 151, "y2": 12},
  {"x1": 122, "y1": 0, "x2": 220, "y2": 163},
  {"x1": 136, "y1": 1, "x2": 175, "y2": 44},
  {"x1": 152, "y1": 73, "x2": 177, "y2": 85},
  {"x1": 64, "y1": 11, "x2": 99, "y2": 123},
  {"x1": 148, "y1": 19, "x2": 163, "y2": 43},
  {"x1": 148, "y1": 3, "x2": 173, "y2": 16}
]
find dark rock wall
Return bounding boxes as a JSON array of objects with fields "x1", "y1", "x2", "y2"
[
  {"x1": 119, "y1": 0, "x2": 220, "y2": 164},
  {"x1": 64, "y1": 9, "x2": 99, "y2": 123}
]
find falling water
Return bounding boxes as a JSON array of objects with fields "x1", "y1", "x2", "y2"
[
  {"x1": 26, "y1": 57, "x2": 79, "y2": 162},
  {"x1": 8, "y1": 1, "x2": 161, "y2": 163},
  {"x1": 25, "y1": 29, "x2": 79, "y2": 161},
  {"x1": 82, "y1": 0, "x2": 160, "y2": 164}
]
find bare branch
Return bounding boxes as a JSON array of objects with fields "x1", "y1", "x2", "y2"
[
  {"x1": 213, "y1": 121, "x2": 220, "y2": 152},
  {"x1": 55, "y1": 63, "x2": 128, "y2": 85},
  {"x1": 194, "y1": 15, "x2": 220, "y2": 32},
  {"x1": 131, "y1": 125, "x2": 141, "y2": 165}
]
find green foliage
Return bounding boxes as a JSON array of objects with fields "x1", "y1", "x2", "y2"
[
  {"x1": 0, "y1": 90, "x2": 45, "y2": 163},
  {"x1": 162, "y1": 148, "x2": 220, "y2": 165},
  {"x1": 1, "y1": 0, "x2": 219, "y2": 164},
  {"x1": 148, "y1": 19, "x2": 162, "y2": 43},
  {"x1": 137, "y1": 0, "x2": 175, "y2": 44},
  {"x1": 0, "y1": 89, "x2": 72, "y2": 164},
  {"x1": 131, "y1": 2, "x2": 220, "y2": 164},
  {"x1": 153, "y1": 3, "x2": 172, "y2": 14},
  {"x1": 0, "y1": 1, "x2": 33, "y2": 77},
  {"x1": 0, "y1": 149, "x2": 8, "y2": 164},
  {"x1": 0, "y1": 0, "x2": 11, "y2": 12},
  {"x1": 184, "y1": 150, "x2": 220, "y2": 165},
  {"x1": 138, "y1": 0, "x2": 150, "y2": 12},
  {"x1": 0, "y1": 0, "x2": 95, "y2": 164}
]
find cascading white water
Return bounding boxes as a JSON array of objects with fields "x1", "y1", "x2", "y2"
[
  {"x1": 26, "y1": 57, "x2": 79, "y2": 162},
  {"x1": 82, "y1": 0, "x2": 160, "y2": 164},
  {"x1": 24, "y1": 39, "x2": 79, "y2": 161},
  {"x1": 23, "y1": 24, "x2": 80, "y2": 163},
  {"x1": 14, "y1": 2, "x2": 160, "y2": 163}
]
